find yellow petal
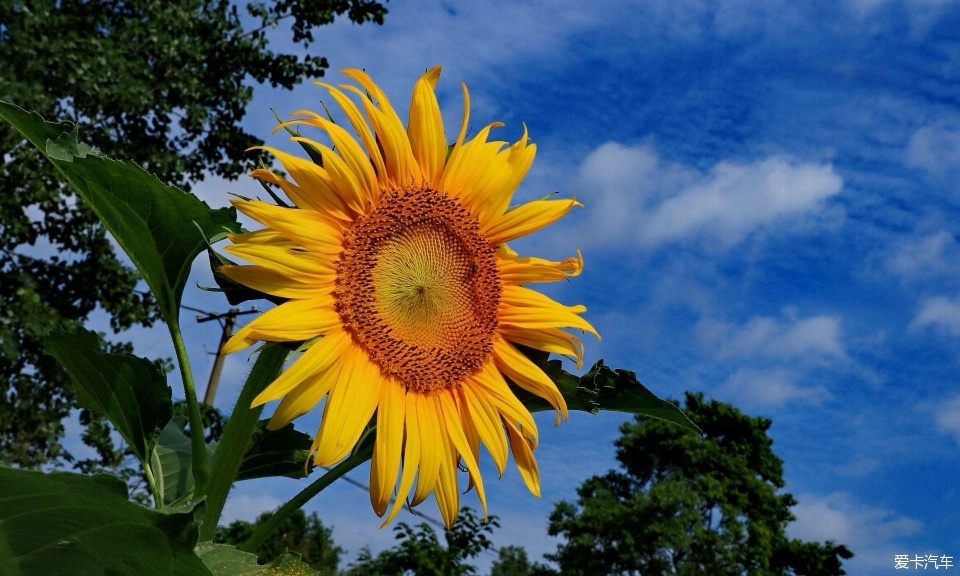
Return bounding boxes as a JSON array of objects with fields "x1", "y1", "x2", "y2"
[
  {"x1": 267, "y1": 363, "x2": 340, "y2": 430},
  {"x1": 314, "y1": 82, "x2": 388, "y2": 187},
  {"x1": 251, "y1": 330, "x2": 350, "y2": 406},
  {"x1": 224, "y1": 241, "x2": 336, "y2": 283},
  {"x1": 289, "y1": 136, "x2": 370, "y2": 215},
  {"x1": 438, "y1": 389, "x2": 486, "y2": 514},
  {"x1": 504, "y1": 418, "x2": 541, "y2": 498},
  {"x1": 466, "y1": 360, "x2": 538, "y2": 448},
  {"x1": 497, "y1": 247, "x2": 583, "y2": 285},
  {"x1": 381, "y1": 392, "x2": 421, "y2": 527},
  {"x1": 313, "y1": 348, "x2": 383, "y2": 467},
  {"x1": 499, "y1": 285, "x2": 599, "y2": 338},
  {"x1": 440, "y1": 122, "x2": 505, "y2": 216},
  {"x1": 371, "y1": 378, "x2": 406, "y2": 517},
  {"x1": 498, "y1": 325, "x2": 585, "y2": 368},
  {"x1": 407, "y1": 66, "x2": 446, "y2": 186},
  {"x1": 458, "y1": 384, "x2": 508, "y2": 476},
  {"x1": 411, "y1": 392, "x2": 442, "y2": 506},
  {"x1": 492, "y1": 337, "x2": 568, "y2": 424},
  {"x1": 223, "y1": 298, "x2": 340, "y2": 354},
  {"x1": 286, "y1": 112, "x2": 378, "y2": 205},
  {"x1": 473, "y1": 126, "x2": 537, "y2": 227},
  {"x1": 434, "y1": 424, "x2": 460, "y2": 528},
  {"x1": 219, "y1": 265, "x2": 336, "y2": 300},
  {"x1": 484, "y1": 198, "x2": 581, "y2": 245},
  {"x1": 231, "y1": 199, "x2": 343, "y2": 255},
  {"x1": 341, "y1": 68, "x2": 422, "y2": 187},
  {"x1": 248, "y1": 168, "x2": 317, "y2": 212},
  {"x1": 252, "y1": 146, "x2": 353, "y2": 221}
]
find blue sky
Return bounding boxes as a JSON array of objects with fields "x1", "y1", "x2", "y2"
[{"x1": 71, "y1": 0, "x2": 960, "y2": 573}]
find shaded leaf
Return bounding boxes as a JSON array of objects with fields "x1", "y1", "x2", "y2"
[
  {"x1": 151, "y1": 417, "x2": 218, "y2": 507},
  {"x1": 44, "y1": 327, "x2": 172, "y2": 465},
  {"x1": 0, "y1": 467, "x2": 210, "y2": 576},
  {"x1": 0, "y1": 101, "x2": 241, "y2": 326},
  {"x1": 237, "y1": 421, "x2": 314, "y2": 481},
  {"x1": 515, "y1": 356, "x2": 701, "y2": 434},
  {"x1": 196, "y1": 543, "x2": 318, "y2": 576}
]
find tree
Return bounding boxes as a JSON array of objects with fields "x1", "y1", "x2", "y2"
[
  {"x1": 216, "y1": 509, "x2": 343, "y2": 574},
  {"x1": 0, "y1": 0, "x2": 388, "y2": 468},
  {"x1": 546, "y1": 393, "x2": 853, "y2": 576},
  {"x1": 490, "y1": 545, "x2": 557, "y2": 576},
  {"x1": 344, "y1": 508, "x2": 499, "y2": 576}
]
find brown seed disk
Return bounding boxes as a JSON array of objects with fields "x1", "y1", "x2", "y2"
[{"x1": 336, "y1": 185, "x2": 501, "y2": 392}]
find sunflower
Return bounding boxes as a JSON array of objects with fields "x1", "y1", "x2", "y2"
[{"x1": 221, "y1": 66, "x2": 597, "y2": 527}]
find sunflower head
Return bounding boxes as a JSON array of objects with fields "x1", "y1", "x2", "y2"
[{"x1": 221, "y1": 66, "x2": 598, "y2": 527}]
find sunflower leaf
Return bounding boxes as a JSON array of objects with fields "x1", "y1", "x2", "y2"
[
  {"x1": 44, "y1": 327, "x2": 173, "y2": 467},
  {"x1": 0, "y1": 101, "x2": 241, "y2": 327},
  {"x1": 0, "y1": 467, "x2": 210, "y2": 576},
  {"x1": 196, "y1": 542, "x2": 318, "y2": 575},
  {"x1": 151, "y1": 417, "x2": 219, "y2": 506},
  {"x1": 236, "y1": 420, "x2": 314, "y2": 481},
  {"x1": 514, "y1": 355, "x2": 701, "y2": 434}
]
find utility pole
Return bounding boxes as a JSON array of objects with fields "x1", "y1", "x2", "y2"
[{"x1": 184, "y1": 305, "x2": 258, "y2": 406}]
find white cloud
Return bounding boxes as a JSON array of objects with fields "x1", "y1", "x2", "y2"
[
  {"x1": 696, "y1": 310, "x2": 847, "y2": 362},
  {"x1": 789, "y1": 492, "x2": 923, "y2": 572},
  {"x1": 719, "y1": 367, "x2": 829, "y2": 407},
  {"x1": 575, "y1": 142, "x2": 842, "y2": 250},
  {"x1": 907, "y1": 123, "x2": 960, "y2": 179},
  {"x1": 888, "y1": 230, "x2": 960, "y2": 280},
  {"x1": 934, "y1": 393, "x2": 960, "y2": 443},
  {"x1": 910, "y1": 296, "x2": 960, "y2": 336}
]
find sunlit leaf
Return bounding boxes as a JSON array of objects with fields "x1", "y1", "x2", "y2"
[
  {"x1": 151, "y1": 418, "x2": 218, "y2": 507},
  {"x1": 0, "y1": 467, "x2": 210, "y2": 576},
  {"x1": 196, "y1": 543, "x2": 318, "y2": 576}
]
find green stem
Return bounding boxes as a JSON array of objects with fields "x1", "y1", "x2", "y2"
[
  {"x1": 198, "y1": 345, "x2": 288, "y2": 541},
  {"x1": 169, "y1": 321, "x2": 211, "y2": 497},
  {"x1": 239, "y1": 442, "x2": 373, "y2": 554},
  {"x1": 143, "y1": 460, "x2": 163, "y2": 509}
]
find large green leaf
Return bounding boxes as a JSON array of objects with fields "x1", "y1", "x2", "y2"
[
  {"x1": 516, "y1": 355, "x2": 701, "y2": 434},
  {"x1": 44, "y1": 327, "x2": 173, "y2": 466},
  {"x1": 195, "y1": 543, "x2": 318, "y2": 576},
  {"x1": 0, "y1": 101, "x2": 240, "y2": 326},
  {"x1": 237, "y1": 421, "x2": 313, "y2": 481},
  {"x1": 0, "y1": 467, "x2": 210, "y2": 576},
  {"x1": 151, "y1": 418, "x2": 218, "y2": 507}
]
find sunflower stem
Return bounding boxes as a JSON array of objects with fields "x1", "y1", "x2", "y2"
[
  {"x1": 198, "y1": 344, "x2": 288, "y2": 541},
  {"x1": 170, "y1": 321, "x2": 212, "y2": 500},
  {"x1": 238, "y1": 441, "x2": 374, "y2": 554}
]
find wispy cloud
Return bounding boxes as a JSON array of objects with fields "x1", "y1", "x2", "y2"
[
  {"x1": 573, "y1": 142, "x2": 842, "y2": 250},
  {"x1": 696, "y1": 310, "x2": 847, "y2": 362},
  {"x1": 910, "y1": 295, "x2": 960, "y2": 336},
  {"x1": 789, "y1": 492, "x2": 923, "y2": 572}
]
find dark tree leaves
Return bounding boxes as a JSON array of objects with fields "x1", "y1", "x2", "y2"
[{"x1": 0, "y1": 0, "x2": 388, "y2": 468}]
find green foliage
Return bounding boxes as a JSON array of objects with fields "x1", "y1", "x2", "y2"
[
  {"x1": 150, "y1": 417, "x2": 218, "y2": 507},
  {"x1": 216, "y1": 510, "x2": 343, "y2": 575},
  {"x1": 0, "y1": 467, "x2": 209, "y2": 576},
  {"x1": 515, "y1": 351, "x2": 700, "y2": 433},
  {"x1": 344, "y1": 509, "x2": 498, "y2": 576},
  {"x1": 197, "y1": 542, "x2": 319, "y2": 576},
  {"x1": 44, "y1": 327, "x2": 172, "y2": 467},
  {"x1": 237, "y1": 420, "x2": 314, "y2": 481},
  {"x1": 0, "y1": 102, "x2": 242, "y2": 327},
  {"x1": 0, "y1": 0, "x2": 388, "y2": 469},
  {"x1": 490, "y1": 546, "x2": 557, "y2": 576},
  {"x1": 546, "y1": 393, "x2": 853, "y2": 576}
]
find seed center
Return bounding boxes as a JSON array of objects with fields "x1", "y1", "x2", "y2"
[{"x1": 336, "y1": 185, "x2": 500, "y2": 391}]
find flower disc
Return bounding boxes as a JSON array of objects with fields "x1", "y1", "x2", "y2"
[{"x1": 336, "y1": 185, "x2": 500, "y2": 392}]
